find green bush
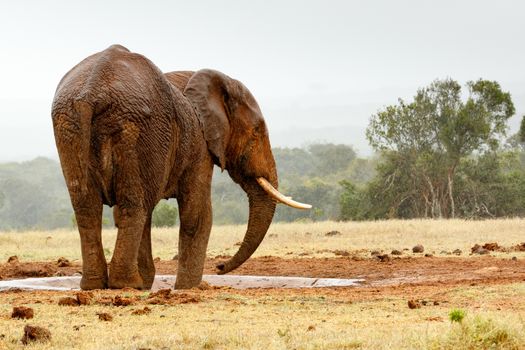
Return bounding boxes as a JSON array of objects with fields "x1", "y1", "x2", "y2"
[{"x1": 152, "y1": 201, "x2": 178, "y2": 227}]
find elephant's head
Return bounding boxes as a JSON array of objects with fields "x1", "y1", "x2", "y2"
[{"x1": 166, "y1": 69, "x2": 310, "y2": 274}]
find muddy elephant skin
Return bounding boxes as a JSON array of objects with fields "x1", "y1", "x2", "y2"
[{"x1": 52, "y1": 45, "x2": 280, "y2": 290}]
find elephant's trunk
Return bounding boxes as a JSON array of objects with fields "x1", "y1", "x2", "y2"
[{"x1": 216, "y1": 175, "x2": 277, "y2": 274}]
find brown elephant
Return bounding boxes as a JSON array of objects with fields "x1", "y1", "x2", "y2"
[{"x1": 52, "y1": 45, "x2": 310, "y2": 290}]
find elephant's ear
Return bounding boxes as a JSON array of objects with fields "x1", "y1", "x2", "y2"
[{"x1": 184, "y1": 69, "x2": 232, "y2": 170}]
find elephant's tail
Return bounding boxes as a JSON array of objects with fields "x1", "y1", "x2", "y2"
[{"x1": 72, "y1": 99, "x2": 93, "y2": 195}]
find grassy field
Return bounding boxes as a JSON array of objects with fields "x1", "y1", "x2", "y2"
[
  {"x1": 0, "y1": 284, "x2": 524, "y2": 349},
  {"x1": 1, "y1": 219, "x2": 525, "y2": 349},
  {"x1": 1, "y1": 219, "x2": 525, "y2": 262}
]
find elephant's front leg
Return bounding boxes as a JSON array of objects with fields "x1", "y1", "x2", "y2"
[
  {"x1": 73, "y1": 195, "x2": 107, "y2": 290},
  {"x1": 175, "y1": 170, "x2": 213, "y2": 289}
]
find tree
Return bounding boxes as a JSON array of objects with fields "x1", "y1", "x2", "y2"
[
  {"x1": 520, "y1": 115, "x2": 525, "y2": 143},
  {"x1": 366, "y1": 78, "x2": 515, "y2": 218},
  {"x1": 308, "y1": 143, "x2": 356, "y2": 175},
  {"x1": 152, "y1": 201, "x2": 178, "y2": 227},
  {"x1": 339, "y1": 180, "x2": 366, "y2": 220}
]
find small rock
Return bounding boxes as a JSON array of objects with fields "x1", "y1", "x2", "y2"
[
  {"x1": 511, "y1": 256, "x2": 518, "y2": 261},
  {"x1": 412, "y1": 245, "x2": 424, "y2": 253},
  {"x1": 407, "y1": 300, "x2": 421, "y2": 309},
  {"x1": 97, "y1": 312, "x2": 113, "y2": 321},
  {"x1": 370, "y1": 250, "x2": 381, "y2": 256},
  {"x1": 58, "y1": 297, "x2": 79, "y2": 306},
  {"x1": 307, "y1": 325, "x2": 316, "y2": 331},
  {"x1": 57, "y1": 257, "x2": 71, "y2": 267},
  {"x1": 268, "y1": 233, "x2": 278, "y2": 238},
  {"x1": 172, "y1": 254, "x2": 179, "y2": 260},
  {"x1": 21, "y1": 325, "x2": 51, "y2": 344},
  {"x1": 304, "y1": 232, "x2": 312, "y2": 236},
  {"x1": 424, "y1": 253, "x2": 433, "y2": 257},
  {"x1": 433, "y1": 301, "x2": 440, "y2": 305},
  {"x1": 7, "y1": 256, "x2": 19, "y2": 264},
  {"x1": 452, "y1": 249, "x2": 462, "y2": 255},
  {"x1": 391, "y1": 250, "x2": 402, "y2": 256},
  {"x1": 11, "y1": 306, "x2": 34, "y2": 319},
  {"x1": 234, "y1": 241, "x2": 242, "y2": 246},
  {"x1": 153, "y1": 257, "x2": 161, "y2": 262},
  {"x1": 325, "y1": 230, "x2": 341, "y2": 237}
]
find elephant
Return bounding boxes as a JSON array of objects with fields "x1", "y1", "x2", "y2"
[{"x1": 51, "y1": 44, "x2": 310, "y2": 290}]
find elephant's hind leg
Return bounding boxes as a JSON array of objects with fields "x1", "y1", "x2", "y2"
[
  {"x1": 138, "y1": 214, "x2": 155, "y2": 289},
  {"x1": 108, "y1": 144, "x2": 148, "y2": 289},
  {"x1": 74, "y1": 195, "x2": 107, "y2": 290},
  {"x1": 108, "y1": 205, "x2": 147, "y2": 289}
]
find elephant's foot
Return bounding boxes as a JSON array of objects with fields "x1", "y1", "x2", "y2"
[
  {"x1": 138, "y1": 263, "x2": 155, "y2": 290},
  {"x1": 108, "y1": 266, "x2": 144, "y2": 290},
  {"x1": 80, "y1": 275, "x2": 108, "y2": 290},
  {"x1": 80, "y1": 265, "x2": 108, "y2": 290},
  {"x1": 174, "y1": 272, "x2": 202, "y2": 290}
]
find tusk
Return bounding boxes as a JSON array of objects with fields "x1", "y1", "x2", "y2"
[{"x1": 256, "y1": 177, "x2": 312, "y2": 210}]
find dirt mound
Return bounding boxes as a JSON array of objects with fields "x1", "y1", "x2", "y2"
[
  {"x1": 57, "y1": 257, "x2": 71, "y2": 267},
  {"x1": 471, "y1": 244, "x2": 489, "y2": 255},
  {"x1": 407, "y1": 300, "x2": 421, "y2": 309},
  {"x1": 131, "y1": 307, "x2": 151, "y2": 315},
  {"x1": 58, "y1": 297, "x2": 79, "y2": 306},
  {"x1": 113, "y1": 295, "x2": 134, "y2": 306},
  {"x1": 482, "y1": 242, "x2": 502, "y2": 251},
  {"x1": 512, "y1": 243, "x2": 525, "y2": 252},
  {"x1": 0, "y1": 262, "x2": 56, "y2": 279},
  {"x1": 76, "y1": 292, "x2": 93, "y2": 305},
  {"x1": 57, "y1": 292, "x2": 93, "y2": 306},
  {"x1": 147, "y1": 289, "x2": 201, "y2": 305},
  {"x1": 471, "y1": 242, "x2": 525, "y2": 253},
  {"x1": 0, "y1": 260, "x2": 81, "y2": 281},
  {"x1": 12, "y1": 306, "x2": 34, "y2": 319},
  {"x1": 21, "y1": 325, "x2": 51, "y2": 344}
]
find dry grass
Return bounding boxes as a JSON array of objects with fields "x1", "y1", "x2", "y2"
[
  {"x1": 1, "y1": 219, "x2": 524, "y2": 262},
  {"x1": 0, "y1": 284, "x2": 524, "y2": 349},
  {"x1": 1, "y1": 219, "x2": 525, "y2": 349}
]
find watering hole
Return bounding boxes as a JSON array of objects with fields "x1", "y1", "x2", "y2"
[{"x1": 0, "y1": 275, "x2": 364, "y2": 291}]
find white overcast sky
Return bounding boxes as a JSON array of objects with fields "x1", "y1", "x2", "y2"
[{"x1": 0, "y1": 0, "x2": 524, "y2": 160}]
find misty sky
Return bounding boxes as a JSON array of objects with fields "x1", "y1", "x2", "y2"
[{"x1": 1, "y1": 0, "x2": 524, "y2": 161}]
